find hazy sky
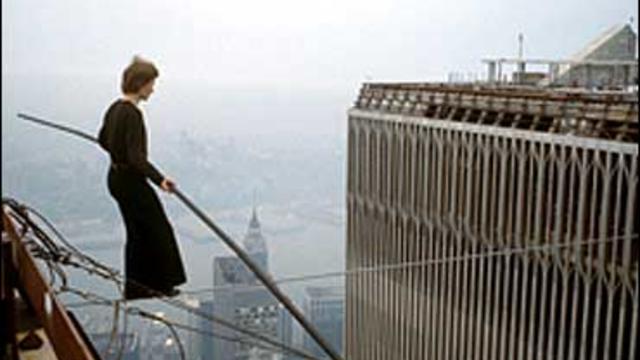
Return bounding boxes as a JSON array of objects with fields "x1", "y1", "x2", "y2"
[
  {"x1": 2, "y1": 0, "x2": 637, "y2": 136},
  {"x1": 3, "y1": 0, "x2": 637, "y2": 84}
]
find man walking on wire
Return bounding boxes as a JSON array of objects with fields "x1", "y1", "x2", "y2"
[{"x1": 98, "y1": 56, "x2": 187, "y2": 300}]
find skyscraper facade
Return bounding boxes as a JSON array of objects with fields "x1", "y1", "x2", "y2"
[
  {"x1": 187, "y1": 300, "x2": 215, "y2": 360},
  {"x1": 211, "y1": 207, "x2": 292, "y2": 360},
  {"x1": 303, "y1": 286, "x2": 345, "y2": 358},
  {"x1": 346, "y1": 83, "x2": 638, "y2": 359}
]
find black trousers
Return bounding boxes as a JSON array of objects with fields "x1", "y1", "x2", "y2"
[{"x1": 107, "y1": 167, "x2": 186, "y2": 300}]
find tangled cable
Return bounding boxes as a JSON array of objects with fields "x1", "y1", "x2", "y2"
[
  {"x1": 2, "y1": 197, "x2": 319, "y2": 360},
  {"x1": 62, "y1": 286, "x2": 304, "y2": 357}
]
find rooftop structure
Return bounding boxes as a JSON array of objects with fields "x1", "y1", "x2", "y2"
[
  {"x1": 482, "y1": 23, "x2": 638, "y2": 88},
  {"x1": 356, "y1": 82, "x2": 637, "y2": 141}
]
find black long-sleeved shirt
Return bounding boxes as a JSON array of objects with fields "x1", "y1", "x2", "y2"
[{"x1": 98, "y1": 99, "x2": 164, "y2": 186}]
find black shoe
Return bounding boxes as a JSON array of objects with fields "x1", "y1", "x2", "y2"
[
  {"x1": 125, "y1": 282, "x2": 180, "y2": 300},
  {"x1": 125, "y1": 283, "x2": 156, "y2": 301},
  {"x1": 162, "y1": 287, "x2": 181, "y2": 297}
]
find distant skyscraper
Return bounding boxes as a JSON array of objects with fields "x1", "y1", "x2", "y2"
[
  {"x1": 187, "y1": 299, "x2": 215, "y2": 360},
  {"x1": 244, "y1": 206, "x2": 269, "y2": 271},
  {"x1": 211, "y1": 207, "x2": 292, "y2": 360},
  {"x1": 303, "y1": 286, "x2": 345, "y2": 359}
]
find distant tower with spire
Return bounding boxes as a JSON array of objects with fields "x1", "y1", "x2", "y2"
[
  {"x1": 243, "y1": 194, "x2": 269, "y2": 271},
  {"x1": 211, "y1": 194, "x2": 291, "y2": 360}
]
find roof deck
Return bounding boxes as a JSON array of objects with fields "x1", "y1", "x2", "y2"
[{"x1": 354, "y1": 83, "x2": 638, "y2": 141}]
